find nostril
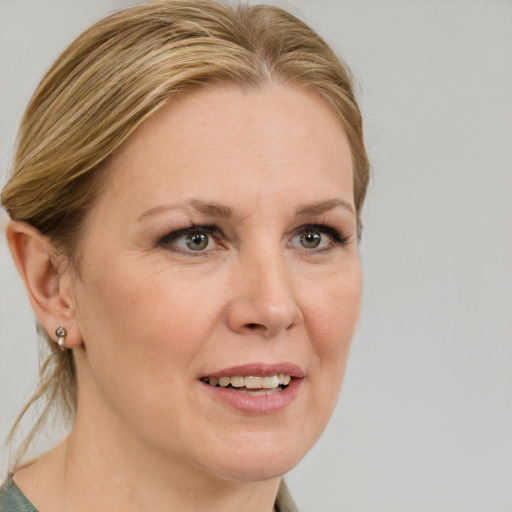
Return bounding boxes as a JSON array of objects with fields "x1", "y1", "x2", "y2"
[{"x1": 246, "y1": 323, "x2": 260, "y2": 330}]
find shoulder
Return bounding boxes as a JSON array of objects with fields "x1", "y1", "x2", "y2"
[
  {"x1": 275, "y1": 479, "x2": 299, "y2": 512},
  {"x1": 0, "y1": 478, "x2": 38, "y2": 512}
]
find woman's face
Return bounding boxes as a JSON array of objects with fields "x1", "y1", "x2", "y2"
[{"x1": 68, "y1": 85, "x2": 362, "y2": 481}]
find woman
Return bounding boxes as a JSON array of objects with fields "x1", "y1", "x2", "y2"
[{"x1": 0, "y1": 1, "x2": 369, "y2": 510}]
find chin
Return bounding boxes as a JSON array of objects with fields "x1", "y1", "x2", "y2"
[
  {"x1": 198, "y1": 429, "x2": 314, "y2": 482},
  {"x1": 213, "y1": 456, "x2": 300, "y2": 483}
]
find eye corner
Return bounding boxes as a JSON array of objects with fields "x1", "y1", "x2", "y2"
[
  {"x1": 156, "y1": 223, "x2": 222, "y2": 255},
  {"x1": 290, "y1": 223, "x2": 351, "y2": 253}
]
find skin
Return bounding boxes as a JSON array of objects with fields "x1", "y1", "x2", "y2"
[{"x1": 8, "y1": 84, "x2": 362, "y2": 512}]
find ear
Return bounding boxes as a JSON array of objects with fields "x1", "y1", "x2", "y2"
[{"x1": 6, "y1": 220, "x2": 82, "y2": 349}]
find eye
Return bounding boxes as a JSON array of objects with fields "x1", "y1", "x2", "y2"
[
  {"x1": 184, "y1": 231, "x2": 210, "y2": 251},
  {"x1": 291, "y1": 224, "x2": 348, "y2": 251},
  {"x1": 299, "y1": 230, "x2": 323, "y2": 249},
  {"x1": 158, "y1": 225, "x2": 218, "y2": 254}
]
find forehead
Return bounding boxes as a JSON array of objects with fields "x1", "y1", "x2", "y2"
[{"x1": 97, "y1": 84, "x2": 354, "y2": 211}]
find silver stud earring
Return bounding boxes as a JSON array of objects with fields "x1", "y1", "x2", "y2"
[{"x1": 55, "y1": 326, "x2": 68, "y2": 351}]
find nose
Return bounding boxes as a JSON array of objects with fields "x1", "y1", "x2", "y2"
[{"x1": 226, "y1": 252, "x2": 303, "y2": 338}]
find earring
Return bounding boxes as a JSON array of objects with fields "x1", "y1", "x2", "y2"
[{"x1": 55, "y1": 326, "x2": 68, "y2": 351}]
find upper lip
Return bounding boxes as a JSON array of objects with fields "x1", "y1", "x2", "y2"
[{"x1": 201, "y1": 363, "x2": 304, "y2": 379}]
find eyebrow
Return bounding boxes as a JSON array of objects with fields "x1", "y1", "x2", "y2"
[
  {"x1": 294, "y1": 198, "x2": 354, "y2": 216},
  {"x1": 139, "y1": 199, "x2": 236, "y2": 221},
  {"x1": 139, "y1": 197, "x2": 354, "y2": 221}
]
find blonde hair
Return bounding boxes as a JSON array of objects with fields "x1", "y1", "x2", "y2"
[{"x1": 1, "y1": 0, "x2": 370, "y2": 467}]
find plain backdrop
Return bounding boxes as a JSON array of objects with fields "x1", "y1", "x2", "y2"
[{"x1": 1, "y1": 1, "x2": 511, "y2": 511}]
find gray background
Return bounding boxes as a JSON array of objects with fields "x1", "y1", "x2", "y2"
[{"x1": 1, "y1": 1, "x2": 511, "y2": 511}]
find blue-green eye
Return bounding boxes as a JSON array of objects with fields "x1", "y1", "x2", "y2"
[
  {"x1": 292, "y1": 224, "x2": 348, "y2": 251},
  {"x1": 185, "y1": 232, "x2": 210, "y2": 251},
  {"x1": 158, "y1": 225, "x2": 218, "y2": 253},
  {"x1": 299, "y1": 231, "x2": 322, "y2": 249}
]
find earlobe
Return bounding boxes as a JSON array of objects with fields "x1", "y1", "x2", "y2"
[{"x1": 6, "y1": 220, "x2": 82, "y2": 348}]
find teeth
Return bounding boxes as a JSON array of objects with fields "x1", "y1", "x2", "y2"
[
  {"x1": 262, "y1": 375, "x2": 280, "y2": 388},
  {"x1": 207, "y1": 374, "x2": 292, "y2": 389},
  {"x1": 230, "y1": 376, "x2": 244, "y2": 388},
  {"x1": 218, "y1": 376, "x2": 231, "y2": 387},
  {"x1": 278, "y1": 374, "x2": 291, "y2": 385},
  {"x1": 244, "y1": 376, "x2": 262, "y2": 389},
  {"x1": 238, "y1": 387, "x2": 282, "y2": 396}
]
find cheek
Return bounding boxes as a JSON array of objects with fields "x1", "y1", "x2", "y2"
[
  {"x1": 294, "y1": 267, "x2": 362, "y2": 453},
  {"x1": 306, "y1": 266, "x2": 362, "y2": 363},
  {"x1": 73, "y1": 258, "x2": 229, "y2": 414},
  {"x1": 71, "y1": 261, "x2": 218, "y2": 430},
  {"x1": 77, "y1": 258, "x2": 214, "y2": 353}
]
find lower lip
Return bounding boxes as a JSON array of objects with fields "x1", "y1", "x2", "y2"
[{"x1": 200, "y1": 378, "x2": 302, "y2": 414}]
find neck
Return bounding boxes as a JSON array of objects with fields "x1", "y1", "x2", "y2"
[
  {"x1": 15, "y1": 406, "x2": 281, "y2": 512},
  {"x1": 65, "y1": 423, "x2": 281, "y2": 512}
]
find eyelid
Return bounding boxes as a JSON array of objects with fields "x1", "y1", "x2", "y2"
[
  {"x1": 157, "y1": 223, "x2": 222, "y2": 254},
  {"x1": 159, "y1": 223, "x2": 218, "y2": 243},
  {"x1": 291, "y1": 223, "x2": 350, "y2": 249},
  {"x1": 156, "y1": 221, "x2": 350, "y2": 255}
]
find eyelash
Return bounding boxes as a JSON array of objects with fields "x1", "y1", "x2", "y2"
[
  {"x1": 157, "y1": 222, "x2": 220, "y2": 254},
  {"x1": 157, "y1": 222, "x2": 349, "y2": 255},
  {"x1": 297, "y1": 223, "x2": 350, "y2": 248}
]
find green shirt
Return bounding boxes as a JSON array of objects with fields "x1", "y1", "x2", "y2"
[
  {"x1": 0, "y1": 479, "x2": 37, "y2": 512},
  {"x1": 0, "y1": 477, "x2": 298, "y2": 512}
]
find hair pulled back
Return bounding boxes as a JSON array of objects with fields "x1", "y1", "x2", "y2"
[{"x1": 1, "y1": 0, "x2": 369, "y2": 467}]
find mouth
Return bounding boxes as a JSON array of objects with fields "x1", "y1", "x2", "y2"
[
  {"x1": 200, "y1": 374, "x2": 292, "y2": 396},
  {"x1": 198, "y1": 363, "x2": 303, "y2": 413}
]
